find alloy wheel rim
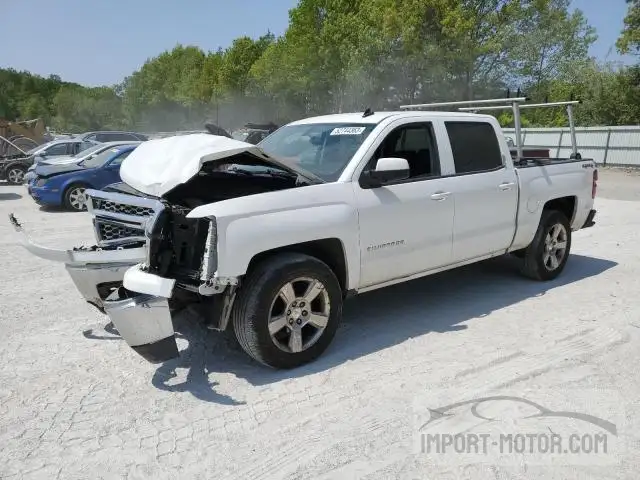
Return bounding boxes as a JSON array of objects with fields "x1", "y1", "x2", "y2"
[
  {"x1": 543, "y1": 223, "x2": 568, "y2": 270},
  {"x1": 69, "y1": 188, "x2": 87, "y2": 210},
  {"x1": 8, "y1": 168, "x2": 24, "y2": 183},
  {"x1": 268, "y1": 276, "x2": 331, "y2": 353}
]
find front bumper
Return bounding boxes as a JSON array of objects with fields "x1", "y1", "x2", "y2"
[
  {"x1": 103, "y1": 287, "x2": 179, "y2": 363},
  {"x1": 27, "y1": 185, "x2": 61, "y2": 206},
  {"x1": 8, "y1": 213, "x2": 146, "y2": 311},
  {"x1": 9, "y1": 212, "x2": 180, "y2": 364},
  {"x1": 24, "y1": 170, "x2": 36, "y2": 183},
  {"x1": 66, "y1": 262, "x2": 140, "y2": 312}
]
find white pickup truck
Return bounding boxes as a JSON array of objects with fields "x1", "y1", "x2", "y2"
[{"x1": 10, "y1": 102, "x2": 598, "y2": 369}]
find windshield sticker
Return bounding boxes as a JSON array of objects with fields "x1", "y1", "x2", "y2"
[{"x1": 330, "y1": 127, "x2": 366, "y2": 136}]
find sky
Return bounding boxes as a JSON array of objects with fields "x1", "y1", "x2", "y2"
[{"x1": 0, "y1": 0, "x2": 634, "y2": 87}]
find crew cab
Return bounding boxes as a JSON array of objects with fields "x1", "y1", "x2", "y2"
[{"x1": 9, "y1": 104, "x2": 598, "y2": 369}]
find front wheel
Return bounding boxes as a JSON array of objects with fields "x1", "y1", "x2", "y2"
[
  {"x1": 232, "y1": 252, "x2": 343, "y2": 369},
  {"x1": 6, "y1": 166, "x2": 26, "y2": 185},
  {"x1": 64, "y1": 184, "x2": 89, "y2": 211},
  {"x1": 520, "y1": 210, "x2": 572, "y2": 281}
]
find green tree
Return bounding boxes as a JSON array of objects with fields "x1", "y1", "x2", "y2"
[
  {"x1": 18, "y1": 94, "x2": 50, "y2": 121},
  {"x1": 2, "y1": 0, "x2": 637, "y2": 131},
  {"x1": 219, "y1": 34, "x2": 274, "y2": 96},
  {"x1": 617, "y1": 0, "x2": 640, "y2": 55}
]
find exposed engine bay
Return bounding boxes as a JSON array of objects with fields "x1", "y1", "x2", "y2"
[{"x1": 163, "y1": 152, "x2": 304, "y2": 208}]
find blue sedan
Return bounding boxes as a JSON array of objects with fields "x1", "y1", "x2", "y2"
[{"x1": 27, "y1": 144, "x2": 138, "y2": 211}]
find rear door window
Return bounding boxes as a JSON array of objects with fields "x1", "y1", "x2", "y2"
[{"x1": 445, "y1": 122, "x2": 503, "y2": 174}]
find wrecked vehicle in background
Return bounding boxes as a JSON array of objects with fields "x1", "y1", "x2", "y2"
[
  {"x1": 1, "y1": 118, "x2": 56, "y2": 184},
  {"x1": 26, "y1": 143, "x2": 140, "y2": 211},
  {"x1": 0, "y1": 143, "x2": 32, "y2": 185},
  {"x1": 232, "y1": 122, "x2": 279, "y2": 144},
  {"x1": 1, "y1": 118, "x2": 53, "y2": 156},
  {"x1": 2, "y1": 138, "x2": 99, "y2": 185},
  {"x1": 204, "y1": 122, "x2": 232, "y2": 138},
  {"x1": 9, "y1": 98, "x2": 597, "y2": 370}
]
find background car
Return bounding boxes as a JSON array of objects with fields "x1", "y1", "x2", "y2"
[
  {"x1": 24, "y1": 141, "x2": 140, "y2": 183},
  {"x1": 1, "y1": 138, "x2": 98, "y2": 185},
  {"x1": 0, "y1": 155, "x2": 33, "y2": 185},
  {"x1": 29, "y1": 138, "x2": 98, "y2": 160},
  {"x1": 231, "y1": 122, "x2": 279, "y2": 144},
  {"x1": 76, "y1": 131, "x2": 148, "y2": 142},
  {"x1": 27, "y1": 144, "x2": 138, "y2": 211}
]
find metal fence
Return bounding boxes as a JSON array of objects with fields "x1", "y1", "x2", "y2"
[{"x1": 502, "y1": 126, "x2": 640, "y2": 166}]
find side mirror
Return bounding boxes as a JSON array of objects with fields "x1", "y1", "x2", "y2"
[{"x1": 360, "y1": 157, "x2": 410, "y2": 188}]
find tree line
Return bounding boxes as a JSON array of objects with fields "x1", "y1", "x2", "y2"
[{"x1": 1, "y1": 0, "x2": 638, "y2": 134}]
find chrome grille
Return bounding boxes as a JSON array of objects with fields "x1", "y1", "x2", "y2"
[
  {"x1": 91, "y1": 198, "x2": 154, "y2": 217},
  {"x1": 86, "y1": 188, "x2": 164, "y2": 245},
  {"x1": 97, "y1": 222, "x2": 144, "y2": 242}
]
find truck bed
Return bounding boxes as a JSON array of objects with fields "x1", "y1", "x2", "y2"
[{"x1": 513, "y1": 156, "x2": 593, "y2": 168}]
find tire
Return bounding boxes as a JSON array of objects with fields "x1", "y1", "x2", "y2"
[
  {"x1": 520, "y1": 209, "x2": 572, "y2": 281},
  {"x1": 232, "y1": 252, "x2": 343, "y2": 369},
  {"x1": 63, "y1": 184, "x2": 89, "y2": 211},
  {"x1": 5, "y1": 165, "x2": 26, "y2": 185}
]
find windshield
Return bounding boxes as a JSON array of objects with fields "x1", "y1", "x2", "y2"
[
  {"x1": 258, "y1": 123, "x2": 376, "y2": 182},
  {"x1": 82, "y1": 147, "x2": 125, "y2": 168},
  {"x1": 73, "y1": 143, "x2": 103, "y2": 159}
]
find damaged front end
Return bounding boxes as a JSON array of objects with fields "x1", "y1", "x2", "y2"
[
  {"x1": 99, "y1": 200, "x2": 233, "y2": 364},
  {"x1": 96, "y1": 151, "x2": 311, "y2": 363},
  {"x1": 9, "y1": 134, "x2": 317, "y2": 364},
  {"x1": 8, "y1": 190, "x2": 182, "y2": 364},
  {"x1": 8, "y1": 212, "x2": 147, "y2": 312}
]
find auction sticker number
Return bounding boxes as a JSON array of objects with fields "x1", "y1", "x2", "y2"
[{"x1": 330, "y1": 127, "x2": 366, "y2": 136}]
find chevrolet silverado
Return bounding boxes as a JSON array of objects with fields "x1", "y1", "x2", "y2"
[{"x1": 10, "y1": 100, "x2": 598, "y2": 369}]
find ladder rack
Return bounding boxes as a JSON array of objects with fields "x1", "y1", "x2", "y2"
[{"x1": 399, "y1": 98, "x2": 581, "y2": 160}]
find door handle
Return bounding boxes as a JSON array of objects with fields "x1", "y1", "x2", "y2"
[
  {"x1": 499, "y1": 182, "x2": 515, "y2": 191},
  {"x1": 430, "y1": 191, "x2": 451, "y2": 201}
]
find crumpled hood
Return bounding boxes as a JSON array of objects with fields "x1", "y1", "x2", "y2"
[
  {"x1": 119, "y1": 133, "x2": 302, "y2": 197},
  {"x1": 41, "y1": 155, "x2": 78, "y2": 166},
  {"x1": 34, "y1": 162, "x2": 84, "y2": 178}
]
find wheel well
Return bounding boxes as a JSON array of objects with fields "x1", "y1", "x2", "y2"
[
  {"x1": 543, "y1": 196, "x2": 576, "y2": 224},
  {"x1": 63, "y1": 181, "x2": 90, "y2": 196},
  {"x1": 6, "y1": 163, "x2": 27, "y2": 171},
  {"x1": 246, "y1": 238, "x2": 348, "y2": 293},
  {"x1": 62, "y1": 182, "x2": 92, "y2": 206}
]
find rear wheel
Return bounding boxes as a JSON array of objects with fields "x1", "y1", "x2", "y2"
[
  {"x1": 6, "y1": 166, "x2": 26, "y2": 185},
  {"x1": 232, "y1": 252, "x2": 343, "y2": 369},
  {"x1": 64, "y1": 184, "x2": 89, "y2": 211},
  {"x1": 520, "y1": 210, "x2": 572, "y2": 281}
]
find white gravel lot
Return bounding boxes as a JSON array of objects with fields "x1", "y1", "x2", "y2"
[{"x1": 0, "y1": 169, "x2": 639, "y2": 480}]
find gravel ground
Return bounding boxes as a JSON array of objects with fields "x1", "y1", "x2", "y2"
[{"x1": 0, "y1": 168, "x2": 639, "y2": 479}]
